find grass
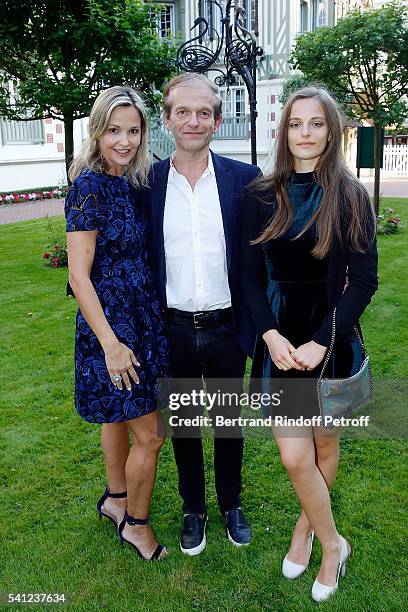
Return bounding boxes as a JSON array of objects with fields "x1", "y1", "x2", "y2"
[{"x1": 0, "y1": 200, "x2": 407, "y2": 611}]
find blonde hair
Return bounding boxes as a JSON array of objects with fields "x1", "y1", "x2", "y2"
[
  {"x1": 69, "y1": 86, "x2": 150, "y2": 187},
  {"x1": 162, "y1": 73, "x2": 222, "y2": 119}
]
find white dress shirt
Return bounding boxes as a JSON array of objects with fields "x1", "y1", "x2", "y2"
[{"x1": 163, "y1": 153, "x2": 232, "y2": 312}]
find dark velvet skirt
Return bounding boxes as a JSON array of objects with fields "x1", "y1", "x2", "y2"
[{"x1": 250, "y1": 278, "x2": 359, "y2": 419}]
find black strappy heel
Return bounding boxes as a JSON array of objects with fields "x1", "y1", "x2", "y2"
[
  {"x1": 118, "y1": 510, "x2": 166, "y2": 561},
  {"x1": 96, "y1": 486, "x2": 127, "y2": 527}
]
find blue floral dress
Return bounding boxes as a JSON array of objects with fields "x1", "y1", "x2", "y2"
[{"x1": 65, "y1": 170, "x2": 168, "y2": 423}]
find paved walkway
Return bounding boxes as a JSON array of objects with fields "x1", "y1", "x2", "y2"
[
  {"x1": 0, "y1": 199, "x2": 64, "y2": 225},
  {"x1": 0, "y1": 178, "x2": 406, "y2": 226},
  {"x1": 360, "y1": 178, "x2": 408, "y2": 198}
]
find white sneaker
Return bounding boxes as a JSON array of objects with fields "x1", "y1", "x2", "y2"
[
  {"x1": 311, "y1": 535, "x2": 351, "y2": 603},
  {"x1": 282, "y1": 531, "x2": 314, "y2": 579}
]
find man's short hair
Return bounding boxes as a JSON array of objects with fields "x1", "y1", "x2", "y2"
[{"x1": 162, "y1": 73, "x2": 222, "y2": 120}]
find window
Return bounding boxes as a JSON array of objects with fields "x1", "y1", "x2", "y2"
[
  {"x1": 250, "y1": 0, "x2": 259, "y2": 35},
  {"x1": 220, "y1": 86, "x2": 246, "y2": 118},
  {"x1": 198, "y1": 0, "x2": 213, "y2": 39},
  {"x1": 312, "y1": 0, "x2": 326, "y2": 30},
  {"x1": 300, "y1": 0, "x2": 309, "y2": 32},
  {"x1": 205, "y1": 0, "x2": 213, "y2": 26},
  {"x1": 198, "y1": 1, "x2": 258, "y2": 39},
  {"x1": 157, "y1": 4, "x2": 175, "y2": 39},
  {"x1": 216, "y1": 85, "x2": 248, "y2": 140},
  {"x1": 234, "y1": 89, "x2": 245, "y2": 117},
  {"x1": 198, "y1": 0, "x2": 224, "y2": 39},
  {"x1": 0, "y1": 117, "x2": 45, "y2": 145},
  {"x1": 0, "y1": 79, "x2": 45, "y2": 145},
  {"x1": 241, "y1": 0, "x2": 259, "y2": 35},
  {"x1": 318, "y1": 1, "x2": 326, "y2": 26}
]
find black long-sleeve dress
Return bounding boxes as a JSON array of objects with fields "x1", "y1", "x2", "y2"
[{"x1": 241, "y1": 171, "x2": 378, "y2": 418}]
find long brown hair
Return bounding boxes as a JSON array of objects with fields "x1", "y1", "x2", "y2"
[{"x1": 252, "y1": 86, "x2": 375, "y2": 257}]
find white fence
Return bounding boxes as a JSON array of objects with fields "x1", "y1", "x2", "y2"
[{"x1": 382, "y1": 145, "x2": 408, "y2": 177}]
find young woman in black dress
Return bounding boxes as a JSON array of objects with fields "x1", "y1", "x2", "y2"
[
  {"x1": 241, "y1": 87, "x2": 377, "y2": 601},
  {"x1": 66, "y1": 87, "x2": 168, "y2": 560}
]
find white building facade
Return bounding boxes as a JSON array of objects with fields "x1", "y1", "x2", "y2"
[
  {"x1": 0, "y1": 1, "x2": 336, "y2": 191},
  {"x1": 1, "y1": 0, "x2": 405, "y2": 191},
  {"x1": 0, "y1": 116, "x2": 85, "y2": 193}
]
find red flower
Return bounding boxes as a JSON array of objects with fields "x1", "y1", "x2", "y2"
[
  {"x1": 52, "y1": 257, "x2": 60, "y2": 263},
  {"x1": 43, "y1": 252, "x2": 51, "y2": 259},
  {"x1": 52, "y1": 263, "x2": 59, "y2": 268}
]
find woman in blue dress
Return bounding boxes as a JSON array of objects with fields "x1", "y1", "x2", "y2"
[
  {"x1": 241, "y1": 87, "x2": 377, "y2": 601},
  {"x1": 66, "y1": 86, "x2": 168, "y2": 560}
]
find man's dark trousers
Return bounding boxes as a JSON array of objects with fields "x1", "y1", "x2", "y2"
[{"x1": 168, "y1": 313, "x2": 246, "y2": 515}]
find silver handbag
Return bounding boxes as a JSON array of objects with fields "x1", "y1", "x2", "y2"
[{"x1": 317, "y1": 308, "x2": 373, "y2": 427}]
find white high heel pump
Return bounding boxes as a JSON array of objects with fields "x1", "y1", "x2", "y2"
[
  {"x1": 311, "y1": 535, "x2": 351, "y2": 603},
  {"x1": 282, "y1": 531, "x2": 315, "y2": 579}
]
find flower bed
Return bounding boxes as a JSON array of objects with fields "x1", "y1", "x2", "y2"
[
  {"x1": 377, "y1": 207, "x2": 405, "y2": 235},
  {"x1": 0, "y1": 187, "x2": 68, "y2": 205},
  {"x1": 43, "y1": 217, "x2": 68, "y2": 268}
]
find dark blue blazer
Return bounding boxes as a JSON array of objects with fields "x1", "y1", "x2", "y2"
[{"x1": 147, "y1": 151, "x2": 261, "y2": 357}]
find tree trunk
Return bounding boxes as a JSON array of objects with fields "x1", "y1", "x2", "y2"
[
  {"x1": 64, "y1": 115, "x2": 74, "y2": 186},
  {"x1": 373, "y1": 123, "x2": 382, "y2": 216}
]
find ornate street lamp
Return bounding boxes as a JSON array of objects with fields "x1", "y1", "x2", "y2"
[{"x1": 176, "y1": 1, "x2": 263, "y2": 165}]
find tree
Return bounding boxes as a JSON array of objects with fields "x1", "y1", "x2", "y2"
[
  {"x1": 279, "y1": 74, "x2": 312, "y2": 106},
  {"x1": 0, "y1": 0, "x2": 177, "y2": 181},
  {"x1": 290, "y1": 1, "x2": 408, "y2": 214}
]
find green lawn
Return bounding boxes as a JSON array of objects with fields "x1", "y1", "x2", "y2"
[{"x1": 1, "y1": 200, "x2": 407, "y2": 612}]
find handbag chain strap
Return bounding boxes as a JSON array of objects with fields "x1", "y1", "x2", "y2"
[{"x1": 318, "y1": 308, "x2": 368, "y2": 381}]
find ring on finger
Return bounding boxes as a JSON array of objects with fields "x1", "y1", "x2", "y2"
[{"x1": 112, "y1": 374, "x2": 122, "y2": 383}]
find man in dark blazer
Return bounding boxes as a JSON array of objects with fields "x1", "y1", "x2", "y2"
[{"x1": 148, "y1": 73, "x2": 261, "y2": 555}]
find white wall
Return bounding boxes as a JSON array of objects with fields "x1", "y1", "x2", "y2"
[{"x1": 0, "y1": 118, "x2": 86, "y2": 192}]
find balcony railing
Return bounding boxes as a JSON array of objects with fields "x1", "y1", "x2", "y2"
[
  {"x1": 149, "y1": 122, "x2": 175, "y2": 160},
  {"x1": 0, "y1": 117, "x2": 45, "y2": 145},
  {"x1": 148, "y1": 115, "x2": 249, "y2": 160},
  {"x1": 214, "y1": 116, "x2": 249, "y2": 140}
]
